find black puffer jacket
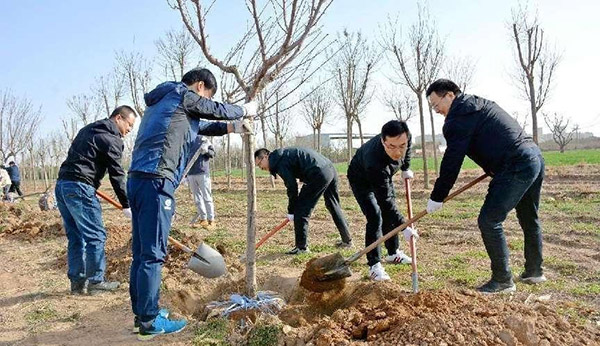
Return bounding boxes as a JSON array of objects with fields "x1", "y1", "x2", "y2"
[
  {"x1": 268, "y1": 147, "x2": 333, "y2": 214},
  {"x1": 430, "y1": 93, "x2": 536, "y2": 202},
  {"x1": 347, "y1": 134, "x2": 412, "y2": 208},
  {"x1": 58, "y1": 118, "x2": 129, "y2": 208}
]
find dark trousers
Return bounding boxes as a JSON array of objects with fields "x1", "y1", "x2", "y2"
[
  {"x1": 478, "y1": 146, "x2": 545, "y2": 282},
  {"x1": 293, "y1": 165, "x2": 351, "y2": 249},
  {"x1": 127, "y1": 177, "x2": 175, "y2": 322},
  {"x1": 9, "y1": 181, "x2": 23, "y2": 196},
  {"x1": 352, "y1": 189, "x2": 403, "y2": 266}
]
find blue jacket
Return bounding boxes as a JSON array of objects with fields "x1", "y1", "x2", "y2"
[
  {"x1": 430, "y1": 93, "x2": 537, "y2": 202},
  {"x1": 129, "y1": 82, "x2": 243, "y2": 186},
  {"x1": 187, "y1": 136, "x2": 215, "y2": 175},
  {"x1": 3, "y1": 165, "x2": 20, "y2": 182}
]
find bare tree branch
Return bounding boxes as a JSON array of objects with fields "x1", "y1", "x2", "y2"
[
  {"x1": 543, "y1": 112, "x2": 574, "y2": 153},
  {"x1": 0, "y1": 89, "x2": 42, "y2": 163}
]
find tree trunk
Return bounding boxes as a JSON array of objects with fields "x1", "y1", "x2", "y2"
[
  {"x1": 226, "y1": 133, "x2": 231, "y2": 189},
  {"x1": 313, "y1": 128, "x2": 317, "y2": 150},
  {"x1": 528, "y1": 77, "x2": 538, "y2": 144},
  {"x1": 428, "y1": 104, "x2": 439, "y2": 176},
  {"x1": 346, "y1": 116, "x2": 353, "y2": 163},
  {"x1": 244, "y1": 118, "x2": 257, "y2": 297},
  {"x1": 317, "y1": 127, "x2": 322, "y2": 153},
  {"x1": 356, "y1": 118, "x2": 364, "y2": 146},
  {"x1": 30, "y1": 153, "x2": 36, "y2": 190},
  {"x1": 417, "y1": 93, "x2": 429, "y2": 189}
]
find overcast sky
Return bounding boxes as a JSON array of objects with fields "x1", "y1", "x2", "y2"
[{"x1": 1, "y1": 0, "x2": 599, "y2": 140}]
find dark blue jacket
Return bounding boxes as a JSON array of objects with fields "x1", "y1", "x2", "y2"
[
  {"x1": 347, "y1": 134, "x2": 411, "y2": 214},
  {"x1": 3, "y1": 165, "x2": 20, "y2": 182},
  {"x1": 129, "y1": 82, "x2": 243, "y2": 186},
  {"x1": 187, "y1": 136, "x2": 215, "y2": 175},
  {"x1": 58, "y1": 118, "x2": 129, "y2": 207},
  {"x1": 268, "y1": 147, "x2": 334, "y2": 214},
  {"x1": 430, "y1": 93, "x2": 536, "y2": 202}
]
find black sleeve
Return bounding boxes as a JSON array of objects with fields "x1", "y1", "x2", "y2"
[
  {"x1": 197, "y1": 120, "x2": 229, "y2": 136},
  {"x1": 102, "y1": 135, "x2": 129, "y2": 208},
  {"x1": 401, "y1": 134, "x2": 412, "y2": 171},
  {"x1": 183, "y1": 92, "x2": 244, "y2": 121},
  {"x1": 277, "y1": 165, "x2": 299, "y2": 214},
  {"x1": 430, "y1": 119, "x2": 471, "y2": 202}
]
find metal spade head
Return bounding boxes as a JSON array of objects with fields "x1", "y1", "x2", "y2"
[{"x1": 187, "y1": 242, "x2": 226, "y2": 278}]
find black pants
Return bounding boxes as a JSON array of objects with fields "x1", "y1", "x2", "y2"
[
  {"x1": 293, "y1": 165, "x2": 351, "y2": 249},
  {"x1": 9, "y1": 181, "x2": 23, "y2": 196},
  {"x1": 350, "y1": 186, "x2": 404, "y2": 267}
]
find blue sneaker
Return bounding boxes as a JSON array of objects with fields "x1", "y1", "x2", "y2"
[
  {"x1": 132, "y1": 308, "x2": 169, "y2": 333},
  {"x1": 137, "y1": 314, "x2": 187, "y2": 341}
]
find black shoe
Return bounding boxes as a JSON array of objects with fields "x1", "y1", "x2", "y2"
[
  {"x1": 285, "y1": 247, "x2": 310, "y2": 255},
  {"x1": 335, "y1": 240, "x2": 353, "y2": 248},
  {"x1": 70, "y1": 280, "x2": 88, "y2": 295},
  {"x1": 477, "y1": 279, "x2": 516, "y2": 294},
  {"x1": 88, "y1": 281, "x2": 120, "y2": 295},
  {"x1": 519, "y1": 270, "x2": 547, "y2": 284}
]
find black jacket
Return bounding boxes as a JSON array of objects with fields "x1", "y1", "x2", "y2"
[
  {"x1": 347, "y1": 134, "x2": 412, "y2": 208},
  {"x1": 430, "y1": 93, "x2": 536, "y2": 202},
  {"x1": 58, "y1": 118, "x2": 129, "y2": 208},
  {"x1": 268, "y1": 147, "x2": 333, "y2": 214}
]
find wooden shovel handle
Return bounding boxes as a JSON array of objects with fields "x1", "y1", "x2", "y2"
[
  {"x1": 255, "y1": 219, "x2": 290, "y2": 249},
  {"x1": 95, "y1": 189, "x2": 186, "y2": 253},
  {"x1": 348, "y1": 173, "x2": 489, "y2": 263},
  {"x1": 404, "y1": 178, "x2": 418, "y2": 272}
]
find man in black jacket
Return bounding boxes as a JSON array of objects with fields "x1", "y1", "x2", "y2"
[
  {"x1": 254, "y1": 147, "x2": 352, "y2": 254},
  {"x1": 56, "y1": 105, "x2": 137, "y2": 295},
  {"x1": 426, "y1": 79, "x2": 545, "y2": 293},
  {"x1": 347, "y1": 120, "x2": 418, "y2": 281},
  {"x1": 2, "y1": 161, "x2": 23, "y2": 196}
]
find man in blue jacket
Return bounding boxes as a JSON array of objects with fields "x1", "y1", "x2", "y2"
[
  {"x1": 56, "y1": 106, "x2": 137, "y2": 295},
  {"x1": 187, "y1": 135, "x2": 216, "y2": 229},
  {"x1": 3, "y1": 161, "x2": 23, "y2": 196},
  {"x1": 426, "y1": 79, "x2": 545, "y2": 294},
  {"x1": 128, "y1": 68, "x2": 256, "y2": 340}
]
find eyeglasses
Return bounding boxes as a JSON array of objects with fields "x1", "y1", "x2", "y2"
[
  {"x1": 429, "y1": 92, "x2": 448, "y2": 110},
  {"x1": 255, "y1": 156, "x2": 266, "y2": 166}
]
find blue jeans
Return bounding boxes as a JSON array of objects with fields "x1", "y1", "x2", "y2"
[
  {"x1": 55, "y1": 180, "x2": 106, "y2": 284},
  {"x1": 478, "y1": 146, "x2": 545, "y2": 282},
  {"x1": 127, "y1": 177, "x2": 176, "y2": 322}
]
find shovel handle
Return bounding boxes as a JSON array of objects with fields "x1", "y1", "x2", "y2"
[
  {"x1": 96, "y1": 189, "x2": 192, "y2": 254},
  {"x1": 348, "y1": 173, "x2": 489, "y2": 264},
  {"x1": 255, "y1": 219, "x2": 290, "y2": 249},
  {"x1": 404, "y1": 178, "x2": 418, "y2": 272}
]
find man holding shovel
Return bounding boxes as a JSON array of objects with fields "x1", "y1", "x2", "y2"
[
  {"x1": 127, "y1": 68, "x2": 256, "y2": 340},
  {"x1": 347, "y1": 120, "x2": 418, "y2": 281},
  {"x1": 426, "y1": 79, "x2": 545, "y2": 294},
  {"x1": 55, "y1": 106, "x2": 137, "y2": 295},
  {"x1": 254, "y1": 147, "x2": 353, "y2": 254}
]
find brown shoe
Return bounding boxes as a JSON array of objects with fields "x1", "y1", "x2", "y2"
[{"x1": 205, "y1": 220, "x2": 216, "y2": 229}]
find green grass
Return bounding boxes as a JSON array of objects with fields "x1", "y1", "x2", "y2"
[
  {"x1": 193, "y1": 318, "x2": 231, "y2": 346},
  {"x1": 25, "y1": 305, "x2": 58, "y2": 324},
  {"x1": 212, "y1": 148, "x2": 600, "y2": 177},
  {"x1": 248, "y1": 324, "x2": 281, "y2": 346}
]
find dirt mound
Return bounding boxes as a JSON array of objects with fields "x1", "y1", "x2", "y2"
[
  {"x1": 297, "y1": 289, "x2": 600, "y2": 345},
  {"x1": 0, "y1": 203, "x2": 64, "y2": 240}
]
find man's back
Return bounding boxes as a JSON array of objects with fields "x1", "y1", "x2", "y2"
[{"x1": 268, "y1": 147, "x2": 332, "y2": 183}]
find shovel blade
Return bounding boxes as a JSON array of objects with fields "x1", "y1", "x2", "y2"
[
  {"x1": 300, "y1": 253, "x2": 352, "y2": 292},
  {"x1": 187, "y1": 243, "x2": 226, "y2": 278}
]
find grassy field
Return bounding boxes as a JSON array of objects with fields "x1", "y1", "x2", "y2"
[{"x1": 212, "y1": 148, "x2": 600, "y2": 177}]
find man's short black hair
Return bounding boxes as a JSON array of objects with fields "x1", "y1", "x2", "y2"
[
  {"x1": 381, "y1": 120, "x2": 410, "y2": 140},
  {"x1": 8, "y1": 161, "x2": 15, "y2": 165},
  {"x1": 254, "y1": 148, "x2": 270, "y2": 159},
  {"x1": 181, "y1": 68, "x2": 218, "y2": 94},
  {"x1": 426, "y1": 79, "x2": 462, "y2": 97},
  {"x1": 110, "y1": 105, "x2": 137, "y2": 119}
]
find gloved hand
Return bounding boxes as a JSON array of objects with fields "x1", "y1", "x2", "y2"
[
  {"x1": 242, "y1": 101, "x2": 258, "y2": 117},
  {"x1": 198, "y1": 139, "x2": 210, "y2": 155},
  {"x1": 233, "y1": 119, "x2": 253, "y2": 134},
  {"x1": 287, "y1": 214, "x2": 294, "y2": 222},
  {"x1": 122, "y1": 208, "x2": 132, "y2": 219},
  {"x1": 403, "y1": 226, "x2": 419, "y2": 242},
  {"x1": 401, "y1": 169, "x2": 414, "y2": 179},
  {"x1": 426, "y1": 199, "x2": 443, "y2": 213}
]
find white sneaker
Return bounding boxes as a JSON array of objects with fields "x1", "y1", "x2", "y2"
[
  {"x1": 385, "y1": 250, "x2": 412, "y2": 264},
  {"x1": 369, "y1": 263, "x2": 391, "y2": 281}
]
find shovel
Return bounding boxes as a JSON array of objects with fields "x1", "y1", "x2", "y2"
[
  {"x1": 95, "y1": 189, "x2": 226, "y2": 278},
  {"x1": 255, "y1": 218, "x2": 289, "y2": 249},
  {"x1": 300, "y1": 173, "x2": 489, "y2": 292},
  {"x1": 404, "y1": 177, "x2": 419, "y2": 293}
]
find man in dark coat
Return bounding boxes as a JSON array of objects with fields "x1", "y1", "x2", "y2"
[
  {"x1": 3, "y1": 161, "x2": 23, "y2": 196},
  {"x1": 254, "y1": 147, "x2": 353, "y2": 254},
  {"x1": 426, "y1": 79, "x2": 545, "y2": 294},
  {"x1": 347, "y1": 120, "x2": 418, "y2": 281},
  {"x1": 56, "y1": 106, "x2": 137, "y2": 296}
]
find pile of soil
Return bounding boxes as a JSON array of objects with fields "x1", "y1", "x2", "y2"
[{"x1": 0, "y1": 203, "x2": 63, "y2": 240}]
